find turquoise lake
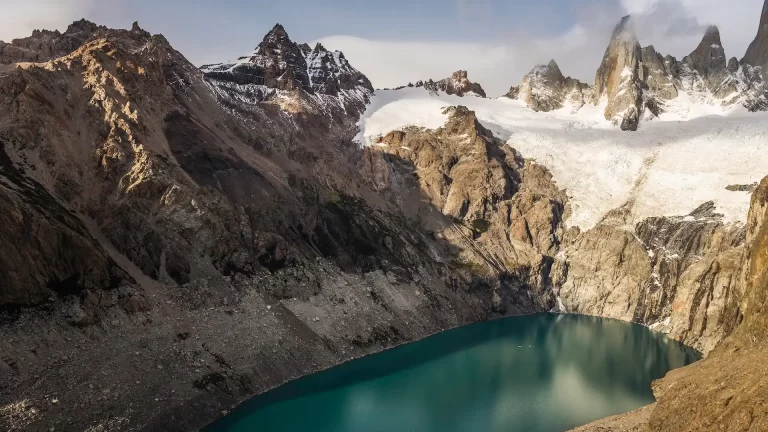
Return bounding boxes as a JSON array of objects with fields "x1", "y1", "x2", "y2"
[{"x1": 208, "y1": 313, "x2": 700, "y2": 432}]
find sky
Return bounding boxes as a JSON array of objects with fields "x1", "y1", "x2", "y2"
[{"x1": 1, "y1": 0, "x2": 765, "y2": 96}]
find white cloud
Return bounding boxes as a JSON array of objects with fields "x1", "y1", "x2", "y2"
[
  {"x1": 0, "y1": 0, "x2": 96, "y2": 42},
  {"x1": 316, "y1": 36, "x2": 511, "y2": 92},
  {"x1": 319, "y1": 0, "x2": 765, "y2": 97}
]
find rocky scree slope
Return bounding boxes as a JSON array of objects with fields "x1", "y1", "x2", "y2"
[
  {"x1": 0, "y1": 22, "x2": 499, "y2": 432},
  {"x1": 505, "y1": 8, "x2": 768, "y2": 130}
]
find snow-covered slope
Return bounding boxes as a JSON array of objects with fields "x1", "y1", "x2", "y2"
[
  {"x1": 200, "y1": 24, "x2": 373, "y2": 111},
  {"x1": 358, "y1": 88, "x2": 768, "y2": 230}
]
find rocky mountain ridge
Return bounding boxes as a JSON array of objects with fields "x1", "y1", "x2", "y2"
[
  {"x1": 505, "y1": 9, "x2": 768, "y2": 130},
  {"x1": 200, "y1": 24, "x2": 373, "y2": 112},
  {"x1": 385, "y1": 70, "x2": 487, "y2": 97},
  {"x1": 505, "y1": 60, "x2": 591, "y2": 112}
]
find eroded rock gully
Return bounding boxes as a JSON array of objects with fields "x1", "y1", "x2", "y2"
[{"x1": 0, "y1": 19, "x2": 765, "y2": 432}]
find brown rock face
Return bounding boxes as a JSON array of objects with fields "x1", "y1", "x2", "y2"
[
  {"x1": 557, "y1": 202, "x2": 745, "y2": 354},
  {"x1": 644, "y1": 177, "x2": 768, "y2": 432},
  {"x1": 743, "y1": 0, "x2": 768, "y2": 76},
  {"x1": 592, "y1": 16, "x2": 644, "y2": 131},
  {"x1": 363, "y1": 106, "x2": 567, "y2": 312}
]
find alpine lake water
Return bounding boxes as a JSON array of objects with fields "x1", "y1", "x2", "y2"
[{"x1": 208, "y1": 313, "x2": 700, "y2": 432}]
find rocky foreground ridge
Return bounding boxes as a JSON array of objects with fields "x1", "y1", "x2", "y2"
[
  {"x1": 0, "y1": 11, "x2": 766, "y2": 432},
  {"x1": 506, "y1": 11, "x2": 768, "y2": 130}
]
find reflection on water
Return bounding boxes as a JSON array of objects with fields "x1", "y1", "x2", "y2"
[{"x1": 208, "y1": 314, "x2": 700, "y2": 432}]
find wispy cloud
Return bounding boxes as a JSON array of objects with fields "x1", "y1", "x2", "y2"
[{"x1": 320, "y1": 0, "x2": 764, "y2": 96}]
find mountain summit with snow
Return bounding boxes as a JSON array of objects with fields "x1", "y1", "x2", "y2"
[
  {"x1": 201, "y1": 23, "x2": 373, "y2": 108},
  {"x1": 505, "y1": 60, "x2": 590, "y2": 113},
  {"x1": 505, "y1": 14, "x2": 768, "y2": 130}
]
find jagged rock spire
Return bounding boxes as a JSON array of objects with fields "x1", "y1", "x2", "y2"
[
  {"x1": 743, "y1": 0, "x2": 768, "y2": 75},
  {"x1": 685, "y1": 26, "x2": 727, "y2": 73},
  {"x1": 593, "y1": 15, "x2": 643, "y2": 130}
]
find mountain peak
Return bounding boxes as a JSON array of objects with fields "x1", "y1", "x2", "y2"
[
  {"x1": 685, "y1": 24, "x2": 728, "y2": 77},
  {"x1": 201, "y1": 23, "x2": 373, "y2": 101},
  {"x1": 270, "y1": 23, "x2": 287, "y2": 35},
  {"x1": 547, "y1": 59, "x2": 560, "y2": 70},
  {"x1": 508, "y1": 59, "x2": 587, "y2": 112},
  {"x1": 702, "y1": 25, "x2": 722, "y2": 45},
  {"x1": 65, "y1": 18, "x2": 100, "y2": 35},
  {"x1": 611, "y1": 15, "x2": 637, "y2": 42},
  {"x1": 593, "y1": 14, "x2": 643, "y2": 130},
  {"x1": 743, "y1": 0, "x2": 768, "y2": 74},
  {"x1": 259, "y1": 23, "x2": 292, "y2": 48},
  {"x1": 451, "y1": 70, "x2": 468, "y2": 81}
]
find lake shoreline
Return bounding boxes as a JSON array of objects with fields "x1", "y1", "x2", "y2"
[{"x1": 208, "y1": 313, "x2": 700, "y2": 432}]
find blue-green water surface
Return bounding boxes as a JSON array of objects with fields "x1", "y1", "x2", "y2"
[{"x1": 209, "y1": 314, "x2": 700, "y2": 432}]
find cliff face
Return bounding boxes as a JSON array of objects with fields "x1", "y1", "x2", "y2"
[
  {"x1": 592, "y1": 16, "x2": 645, "y2": 130},
  {"x1": 362, "y1": 106, "x2": 566, "y2": 313},
  {"x1": 577, "y1": 177, "x2": 768, "y2": 432},
  {"x1": 646, "y1": 177, "x2": 768, "y2": 432},
  {"x1": 555, "y1": 203, "x2": 745, "y2": 354},
  {"x1": 743, "y1": 1, "x2": 768, "y2": 77}
]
